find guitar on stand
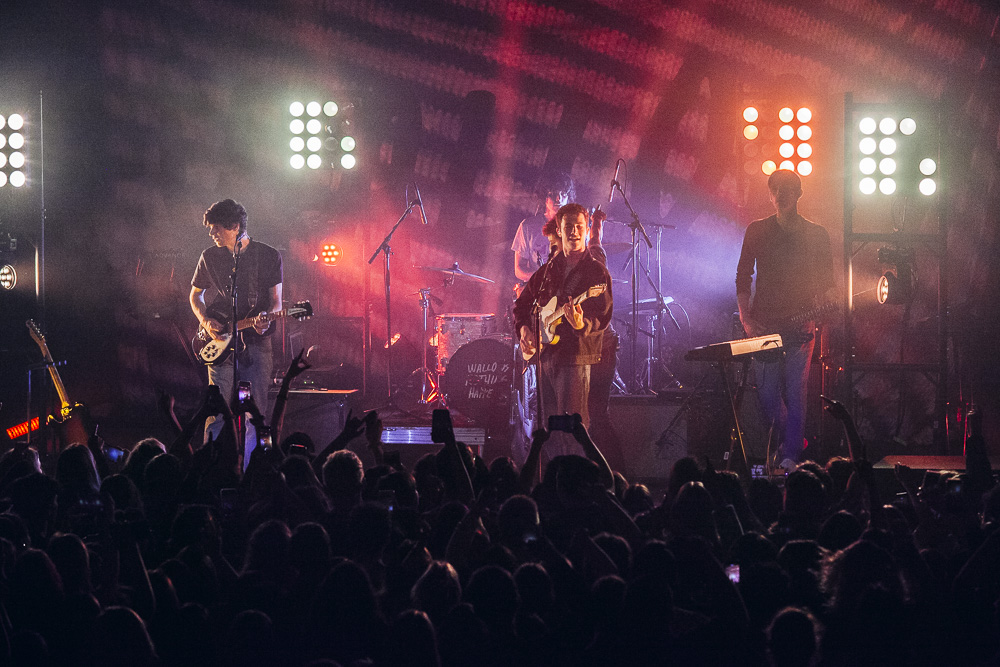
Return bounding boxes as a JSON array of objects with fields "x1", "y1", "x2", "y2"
[
  {"x1": 192, "y1": 300, "x2": 312, "y2": 365},
  {"x1": 25, "y1": 319, "x2": 93, "y2": 450}
]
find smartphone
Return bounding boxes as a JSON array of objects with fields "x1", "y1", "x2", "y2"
[
  {"x1": 289, "y1": 444, "x2": 309, "y2": 457},
  {"x1": 238, "y1": 381, "x2": 252, "y2": 402},
  {"x1": 548, "y1": 414, "x2": 576, "y2": 433},
  {"x1": 220, "y1": 488, "x2": 237, "y2": 513},
  {"x1": 104, "y1": 445, "x2": 127, "y2": 463},
  {"x1": 258, "y1": 426, "x2": 273, "y2": 450},
  {"x1": 431, "y1": 409, "x2": 453, "y2": 443},
  {"x1": 725, "y1": 564, "x2": 740, "y2": 584},
  {"x1": 377, "y1": 490, "x2": 396, "y2": 511}
]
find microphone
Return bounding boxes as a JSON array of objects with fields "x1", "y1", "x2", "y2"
[
  {"x1": 608, "y1": 160, "x2": 621, "y2": 203},
  {"x1": 413, "y1": 183, "x2": 429, "y2": 225}
]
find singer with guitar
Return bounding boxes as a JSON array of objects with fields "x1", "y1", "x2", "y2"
[
  {"x1": 514, "y1": 203, "x2": 612, "y2": 456},
  {"x1": 190, "y1": 198, "x2": 282, "y2": 441},
  {"x1": 736, "y1": 169, "x2": 836, "y2": 473}
]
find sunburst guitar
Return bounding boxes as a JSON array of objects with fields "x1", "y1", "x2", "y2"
[
  {"x1": 192, "y1": 301, "x2": 312, "y2": 365},
  {"x1": 25, "y1": 319, "x2": 93, "y2": 448}
]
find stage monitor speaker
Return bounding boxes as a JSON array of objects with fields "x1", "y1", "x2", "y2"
[
  {"x1": 609, "y1": 395, "x2": 689, "y2": 483},
  {"x1": 268, "y1": 389, "x2": 360, "y2": 453}
]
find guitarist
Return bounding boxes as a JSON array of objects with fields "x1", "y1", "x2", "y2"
[
  {"x1": 513, "y1": 203, "x2": 613, "y2": 456},
  {"x1": 189, "y1": 198, "x2": 283, "y2": 439},
  {"x1": 736, "y1": 170, "x2": 836, "y2": 473}
]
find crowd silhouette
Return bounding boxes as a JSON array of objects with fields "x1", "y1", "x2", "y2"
[{"x1": 0, "y1": 356, "x2": 997, "y2": 666}]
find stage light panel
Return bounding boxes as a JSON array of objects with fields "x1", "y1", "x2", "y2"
[
  {"x1": 319, "y1": 243, "x2": 343, "y2": 266},
  {"x1": 742, "y1": 102, "x2": 817, "y2": 178},
  {"x1": 0, "y1": 264, "x2": 15, "y2": 289}
]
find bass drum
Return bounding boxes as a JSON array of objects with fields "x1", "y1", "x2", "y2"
[{"x1": 441, "y1": 338, "x2": 513, "y2": 429}]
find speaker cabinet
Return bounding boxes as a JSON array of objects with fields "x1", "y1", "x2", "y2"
[{"x1": 609, "y1": 395, "x2": 689, "y2": 483}]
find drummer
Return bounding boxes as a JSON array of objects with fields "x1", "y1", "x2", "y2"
[{"x1": 512, "y1": 172, "x2": 574, "y2": 284}]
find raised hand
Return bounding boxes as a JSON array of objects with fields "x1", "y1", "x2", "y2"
[
  {"x1": 821, "y1": 395, "x2": 851, "y2": 422},
  {"x1": 286, "y1": 348, "x2": 311, "y2": 379},
  {"x1": 252, "y1": 311, "x2": 271, "y2": 335}
]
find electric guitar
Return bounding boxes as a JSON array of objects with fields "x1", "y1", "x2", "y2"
[
  {"x1": 522, "y1": 284, "x2": 607, "y2": 361},
  {"x1": 25, "y1": 319, "x2": 92, "y2": 447},
  {"x1": 192, "y1": 300, "x2": 313, "y2": 365},
  {"x1": 741, "y1": 301, "x2": 840, "y2": 343}
]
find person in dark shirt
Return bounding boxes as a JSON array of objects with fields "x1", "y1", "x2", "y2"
[
  {"x1": 189, "y1": 198, "x2": 283, "y2": 449},
  {"x1": 513, "y1": 203, "x2": 613, "y2": 456},
  {"x1": 736, "y1": 170, "x2": 835, "y2": 472}
]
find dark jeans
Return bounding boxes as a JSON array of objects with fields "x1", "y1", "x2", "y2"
[
  {"x1": 588, "y1": 331, "x2": 623, "y2": 471},
  {"x1": 540, "y1": 357, "x2": 590, "y2": 457}
]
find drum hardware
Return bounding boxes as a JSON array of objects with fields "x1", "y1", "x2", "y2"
[
  {"x1": 434, "y1": 313, "x2": 497, "y2": 373},
  {"x1": 415, "y1": 262, "x2": 496, "y2": 284},
  {"x1": 415, "y1": 287, "x2": 441, "y2": 405}
]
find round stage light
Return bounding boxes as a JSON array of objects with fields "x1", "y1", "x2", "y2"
[
  {"x1": 919, "y1": 178, "x2": 936, "y2": 196},
  {"x1": 290, "y1": 154, "x2": 305, "y2": 169},
  {"x1": 899, "y1": 118, "x2": 916, "y2": 135},
  {"x1": 859, "y1": 157, "x2": 876, "y2": 175},
  {"x1": 10, "y1": 171, "x2": 24, "y2": 188},
  {"x1": 919, "y1": 158, "x2": 936, "y2": 175},
  {"x1": 797, "y1": 143, "x2": 812, "y2": 158},
  {"x1": 306, "y1": 101, "x2": 322, "y2": 117},
  {"x1": 0, "y1": 264, "x2": 15, "y2": 289},
  {"x1": 306, "y1": 136, "x2": 322, "y2": 152},
  {"x1": 0, "y1": 134, "x2": 6, "y2": 149},
  {"x1": 859, "y1": 177, "x2": 877, "y2": 195},
  {"x1": 879, "y1": 178, "x2": 896, "y2": 195},
  {"x1": 341, "y1": 136, "x2": 356, "y2": 152},
  {"x1": 0, "y1": 172, "x2": 6, "y2": 187},
  {"x1": 341, "y1": 154, "x2": 357, "y2": 169},
  {"x1": 879, "y1": 137, "x2": 896, "y2": 155},
  {"x1": 796, "y1": 107, "x2": 812, "y2": 123},
  {"x1": 324, "y1": 101, "x2": 339, "y2": 116},
  {"x1": 307, "y1": 154, "x2": 322, "y2": 169},
  {"x1": 0, "y1": 153, "x2": 6, "y2": 168},
  {"x1": 879, "y1": 117, "x2": 897, "y2": 135},
  {"x1": 797, "y1": 125, "x2": 812, "y2": 141},
  {"x1": 859, "y1": 117, "x2": 876, "y2": 135},
  {"x1": 8, "y1": 133, "x2": 23, "y2": 150},
  {"x1": 0, "y1": 114, "x2": 5, "y2": 130},
  {"x1": 9, "y1": 152, "x2": 24, "y2": 169},
  {"x1": 879, "y1": 158, "x2": 896, "y2": 175},
  {"x1": 779, "y1": 160, "x2": 795, "y2": 171},
  {"x1": 7, "y1": 114, "x2": 23, "y2": 131},
  {"x1": 290, "y1": 136, "x2": 305, "y2": 152},
  {"x1": 320, "y1": 243, "x2": 343, "y2": 265},
  {"x1": 743, "y1": 107, "x2": 758, "y2": 123},
  {"x1": 290, "y1": 119, "x2": 305, "y2": 134},
  {"x1": 306, "y1": 119, "x2": 322, "y2": 135},
  {"x1": 743, "y1": 125, "x2": 758, "y2": 140},
  {"x1": 779, "y1": 142, "x2": 794, "y2": 158},
  {"x1": 761, "y1": 160, "x2": 777, "y2": 175},
  {"x1": 859, "y1": 137, "x2": 876, "y2": 155},
  {"x1": 877, "y1": 273, "x2": 891, "y2": 304},
  {"x1": 779, "y1": 124, "x2": 794, "y2": 141},
  {"x1": 778, "y1": 107, "x2": 794, "y2": 123},
  {"x1": 796, "y1": 160, "x2": 812, "y2": 176},
  {"x1": 289, "y1": 101, "x2": 304, "y2": 117}
]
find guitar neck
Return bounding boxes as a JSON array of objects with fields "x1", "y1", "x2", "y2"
[{"x1": 234, "y1": 308, "x2": 286, "y2": 332}]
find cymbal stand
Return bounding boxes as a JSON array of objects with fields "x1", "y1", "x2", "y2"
[
  {"x1": 367, "y1": 189, "x2": 420, "y2": 406},
  {"x1": 609, "y1": 173, "x2": 653, "y2": 394},
  {"x1": 416, "y1": 288, "x2": 440, "y2": 404}
]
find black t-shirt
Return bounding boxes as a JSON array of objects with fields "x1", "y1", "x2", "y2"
[{"x1": 191, "y1": 239, "x2": 283, "y2": 338}]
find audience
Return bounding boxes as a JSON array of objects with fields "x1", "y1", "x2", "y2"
[{"x1": 0, "y1": 381, "x2": 996, "y2": 667}]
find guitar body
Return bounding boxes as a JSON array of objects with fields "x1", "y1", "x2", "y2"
[
  {"x1": 522, "y1": 284, "x2": 607, "y2": 361},
  {"x1": 192, "y1": 301, "x2": 313, "y2": 365}
]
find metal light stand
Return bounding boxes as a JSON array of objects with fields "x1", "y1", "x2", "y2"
[
  {"x1": 230, "y1": 232, "x2": 246, "y2": 447},
  {"x1": 367, "y1": 189, "x2": 420, "y2": 405}
]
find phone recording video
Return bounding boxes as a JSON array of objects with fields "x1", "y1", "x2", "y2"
[
  {"x1": 238, "y1": 381, "x2": 252, "y2": 403},
  {"x1": 725, "y1": 564, "x2": 740, "y2": 584},
  {"x1": 548, "y1": 414, "x2": 576, "y2": 433},
  {"x1": 104, "y1": 445, "x2": 127, "y2": 463},
  {"x1": 431, "y1": 409, "x2": 453, "y2": 443}
]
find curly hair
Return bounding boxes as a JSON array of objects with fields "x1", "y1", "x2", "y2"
[{"x1": 203, "y1": 198, "x2": 248, "y2": 234}]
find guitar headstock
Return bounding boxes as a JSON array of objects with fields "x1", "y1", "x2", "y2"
[
  {"x1": 589, "y1": 283, "x2": 607, "y2": 298},
  {"x1": 289, "y1": 301, "x2": 313, "y2": 320},
  {"x1": 25, "y1": 319, "x2": 46, "y2": 348}
]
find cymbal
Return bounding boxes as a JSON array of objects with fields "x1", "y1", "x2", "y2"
[
  {"x1": 614, "y1": 297, "x2": 674, "y2": 314},
  {"x1": 415, "y1": 262, "x2": 495, "y2": 284}
]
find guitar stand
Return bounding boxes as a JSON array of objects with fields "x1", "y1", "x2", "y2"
[{"x1": 714, "y1": 358, "x2": 752, "y2": 475}]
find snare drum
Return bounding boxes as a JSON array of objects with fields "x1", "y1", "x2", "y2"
[
  {"x1": 435, "y1": 313, "x2": 496, "y2": 372},
  {"x1": 442, "y1": 338, "x2": 513, "y2": 428}
]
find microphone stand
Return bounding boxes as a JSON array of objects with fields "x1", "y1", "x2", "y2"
[
  {"x1": 609, "y1": 179, "x2": 652, "y2": 394},
  {"x1": 231, "y1": 232, "x2": 246, "y2": 451},
  {"x1": 368, "y1": 194, "x2": 419, "y2": 407}
]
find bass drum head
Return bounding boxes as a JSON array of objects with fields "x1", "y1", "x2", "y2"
[{"x1": 442, "y1": 338, "x2": 513, "y2": 428}]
